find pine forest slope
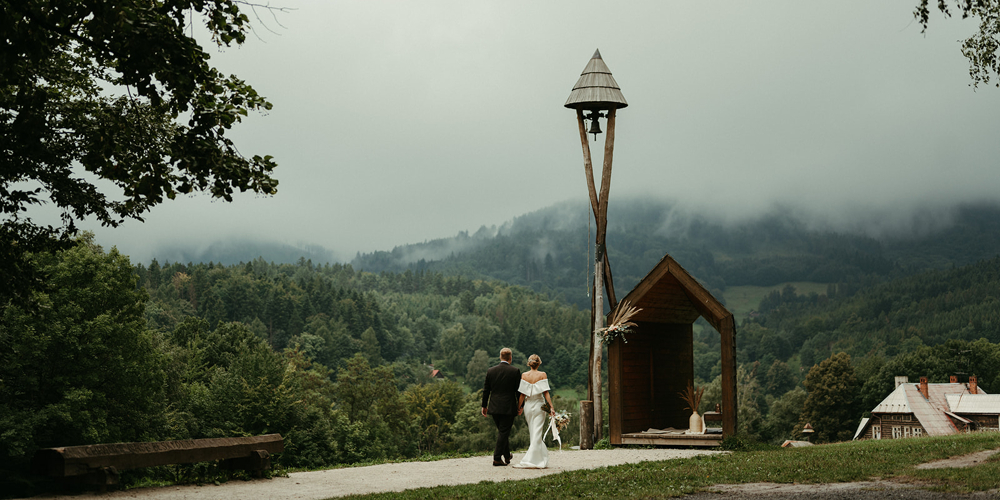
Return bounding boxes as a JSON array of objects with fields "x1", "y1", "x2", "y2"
[{"x1": 351, "y1": 198, "x2": 1000, "y2": 310}]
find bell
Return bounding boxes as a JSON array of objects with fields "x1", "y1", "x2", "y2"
[{"x1": 587, "y1": 112, "x2": 603, "y2": 140}]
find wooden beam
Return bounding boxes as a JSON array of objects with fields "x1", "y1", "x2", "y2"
[
  {"x1": 578, "y1": 108, "x2": 597, "y2": 405},
  {"x1": 603, "y1": 252, "x2": 617, "y2": 310},
  {"x1": 576, "y1": 109, "x2": 599, "y2": 222},
  {"x1": 608, "y1": 337, "x2": 623, "y2": 445},
  {"x1": 596, "y1": 108, "x2": 616, "y2": 238},
  {"x1": 592, "y1": 257, "x2": 605, "y2": 443},
  {"x1": 720, "y1": 316, "x2": 738, "y2": 436},
  {"x1": 620, "y1": 436, "x2": 723, "y2": 447}
]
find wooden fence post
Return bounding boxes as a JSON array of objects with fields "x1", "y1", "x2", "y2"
[{"x1": 579, "y1": 400, "x2": 594, "y2": 449}]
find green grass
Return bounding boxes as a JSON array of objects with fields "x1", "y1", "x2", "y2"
[
  {"x1": 336, "y1": 433, "x2": 1000, "y2": 499},
  {"x1": 723, "y1": 282, "x2": 829, "y2": 321},
  {"x1": 909, "y1": 451, "x2": 1000, "y2": 493},
  {"x1": 553, "y1": 388, "x2": 582, "y2": 400}
]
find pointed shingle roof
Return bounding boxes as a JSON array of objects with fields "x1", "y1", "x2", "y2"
[{"x1": 564, "y1": 49, "x2": 628, "y2": 110}]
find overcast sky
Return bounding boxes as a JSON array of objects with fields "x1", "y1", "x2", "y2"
[{"x1": 77, "y1": 1, "x2": 1000, "y2": 263}]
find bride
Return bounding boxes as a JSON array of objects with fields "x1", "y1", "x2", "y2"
[{"x1": 513, "y1": 354, "x2": 554, "y2": 469}]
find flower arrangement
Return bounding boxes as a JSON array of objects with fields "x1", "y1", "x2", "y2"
[
  {"x1": 677, "y1": 382, "x2": 704, "y2": 414},
  {"x1": 551, "y1": 410, "x2": 571, "y2": 431},
  {"x1": 598, "y1": 300, "x2": 641, "y2": 344},
  {"x1": 545, "y1": 410, "x2": 572, "y2": 450}
]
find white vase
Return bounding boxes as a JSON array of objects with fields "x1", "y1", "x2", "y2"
[{"x1": 689, "y1": 411, "x2": 704, "y2": 434}]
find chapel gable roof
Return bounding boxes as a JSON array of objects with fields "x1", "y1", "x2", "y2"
[{"x1": 614, "y1": 253, "x2": 731, "y2": 332}]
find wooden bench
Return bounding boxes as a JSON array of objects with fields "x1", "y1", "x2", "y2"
[{"x1": 31, "y1": 434, "x2": 284, "y2": 487}]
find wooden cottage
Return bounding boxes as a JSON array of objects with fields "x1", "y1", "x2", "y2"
[
  {"x1": 607, "y1": 253, "x2": 737, "y2": 447},
  {"x1": 854, "y1": 375, "x2": 997, "y2": 440}
]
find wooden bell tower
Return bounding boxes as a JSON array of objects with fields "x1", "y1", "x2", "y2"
[{"x1": 565, "y1": 49, "x2": 628, "y2": 448}]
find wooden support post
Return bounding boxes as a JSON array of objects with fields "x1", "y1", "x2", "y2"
[
  {"x1": 720, "y1": 316, "x2": 738, "y2": 436},
  {"x1": 576, "y1": 109, "x2": 600, "y2": 223},
  {"x1": 593, "y1": 107, "x2": 618, "y2": 444},
  {"x1": 577, "y1": 109, "x2": 598, "y2": 407},
  {"x1": 593, "y1": 256, "x2": 605, "y2": 443},
  {"x1": 579, "y1": 400, "x2": 594, "y2": 449},
  {"x1": 576, "y1": 107, "x2": 619, "y2": 446}
]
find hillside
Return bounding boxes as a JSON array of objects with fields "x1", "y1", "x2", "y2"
[{"x1": 351, "y1": 199, "x2": 1000, "y2": 309}]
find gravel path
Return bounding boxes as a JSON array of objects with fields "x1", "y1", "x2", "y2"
[{"x1": 24, "y1": 448, "x2": 723, "y2": 500}]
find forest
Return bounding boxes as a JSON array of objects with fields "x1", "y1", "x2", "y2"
[
  {"x1": 0, "y1": 235, "x2": 591, "y2": 495},
  {"x1": 4, "y1": 200, "x2": 1000, "y2": 494}
]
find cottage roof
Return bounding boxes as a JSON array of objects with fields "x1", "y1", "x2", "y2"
[
  {"x1": 865, "y1": 381, "x2": 984, "y2": 438},
  {"x1": 903, "y1": 384, "x2": 957, "y2": 436},
  {"x1": 870, "y1": 385, "x2": 911, "y2": 413},
  {"x1": 946, "y1": 393, "x2": 1000, "y2": 414},
  {"x1": 564, "y1": 49, "x2": 628, "y2": 110},
  {"x1": 945, "y1": 411, "x2": 973, "y2": 424},
  {"x1": 853, "y1": 417, "x2": 870, "y2": 440}
]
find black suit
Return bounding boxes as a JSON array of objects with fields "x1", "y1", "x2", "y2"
[{"x1": 482, "y1": 361, "x2": 521, "y2": 462}]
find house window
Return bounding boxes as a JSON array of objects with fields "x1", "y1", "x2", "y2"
[
  {"x1": 892, "y1": 426, "x2": 902, "y2": 439},
  {"x1": 873, "y1": 425, "x2": 881, "y2": 440},
  {"x1": 904, "y1": 427, "x2": 911, "y2": 438},
  {"x1": 913, "y1": 427, "x2": 922, "y2": 437}
]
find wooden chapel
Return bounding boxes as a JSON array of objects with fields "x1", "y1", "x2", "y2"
[{"x1": 607, "y1": 253, "x2": 738, "y2": 447}]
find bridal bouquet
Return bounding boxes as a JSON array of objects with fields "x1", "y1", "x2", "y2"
[
  {"x1": 551, "y1": 410, "x2": 571, "y2": 431},
  {"x1": 545, "y1": 410, "x2": 572, "y2": 450},
  {"x1": 598, "y1": 300, "x2": 641, "y2": 345}
]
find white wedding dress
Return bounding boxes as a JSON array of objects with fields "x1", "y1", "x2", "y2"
[{"x1": 513, "y1": 378, "x2": 550, "y2": 469}]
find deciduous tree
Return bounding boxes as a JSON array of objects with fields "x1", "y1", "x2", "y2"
[
  {"x1": 916, "y1": 0, "x2": 1000, "y2": 87},
  {"x1": 1, "y1": 0, "x2": 281, "y2": 308},
  {"x1": 799, "y1": 352, "x2": 860, "y2": 443},
  {"x1": 0, "y1": 236, "x2": 166, "y2": 481}
]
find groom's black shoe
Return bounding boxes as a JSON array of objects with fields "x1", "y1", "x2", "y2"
[
  {"x1": 493, "y1": 460, "x2": 507, "y2": 466},
  {"x1": 504, "y1": 453, "x2": 512, "y2": 465}
]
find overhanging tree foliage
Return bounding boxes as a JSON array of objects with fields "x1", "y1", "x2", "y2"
[
  {"x1": 0, "y1": 0, "x2": 280, "y2": 307},
  {"x1": 917, "y1": 0, "x2": 1000, "y2": 87}
]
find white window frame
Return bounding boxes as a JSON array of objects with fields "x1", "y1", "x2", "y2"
[
  {"x1": 873, "y1": 425, "x2": 881, "y2": 440},
  {"x1": 892, "y1": 426, "x2": 902, "y2": 439}
]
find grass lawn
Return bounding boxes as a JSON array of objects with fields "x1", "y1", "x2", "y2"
[
  {"x1": 723, "y1": 282, "x2": 829, "y2": 321},
  {"x1": 554, "y1": 388, "x2": 582, "y2": 400},
  {"x1": 337, "y1": 433, "x2": 1000, "y2": 499}
]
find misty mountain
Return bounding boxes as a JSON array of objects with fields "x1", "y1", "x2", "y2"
[
  {"x1": 152, "y1": 239, "x2": 339, "y2": 267},
  {"x1": 350, "y1": 198, "x2": 1000, "y2": 309}
]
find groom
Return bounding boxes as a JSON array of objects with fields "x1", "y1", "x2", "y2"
[{"x1": 481, "y1": 347, "x2": 521, "y2": 466}]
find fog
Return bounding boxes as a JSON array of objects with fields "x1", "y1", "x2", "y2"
[{"x1": 58, "y1": 1, "x2": 1000, "y2": 264}]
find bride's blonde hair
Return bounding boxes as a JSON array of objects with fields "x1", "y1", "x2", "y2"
[{"x1": 527, "y1": 354, "x2": 541, "y2": 369}]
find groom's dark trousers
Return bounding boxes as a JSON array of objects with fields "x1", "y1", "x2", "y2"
[{"x1": 482, "y1": 361, "x2": 521, "y2": 463}]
